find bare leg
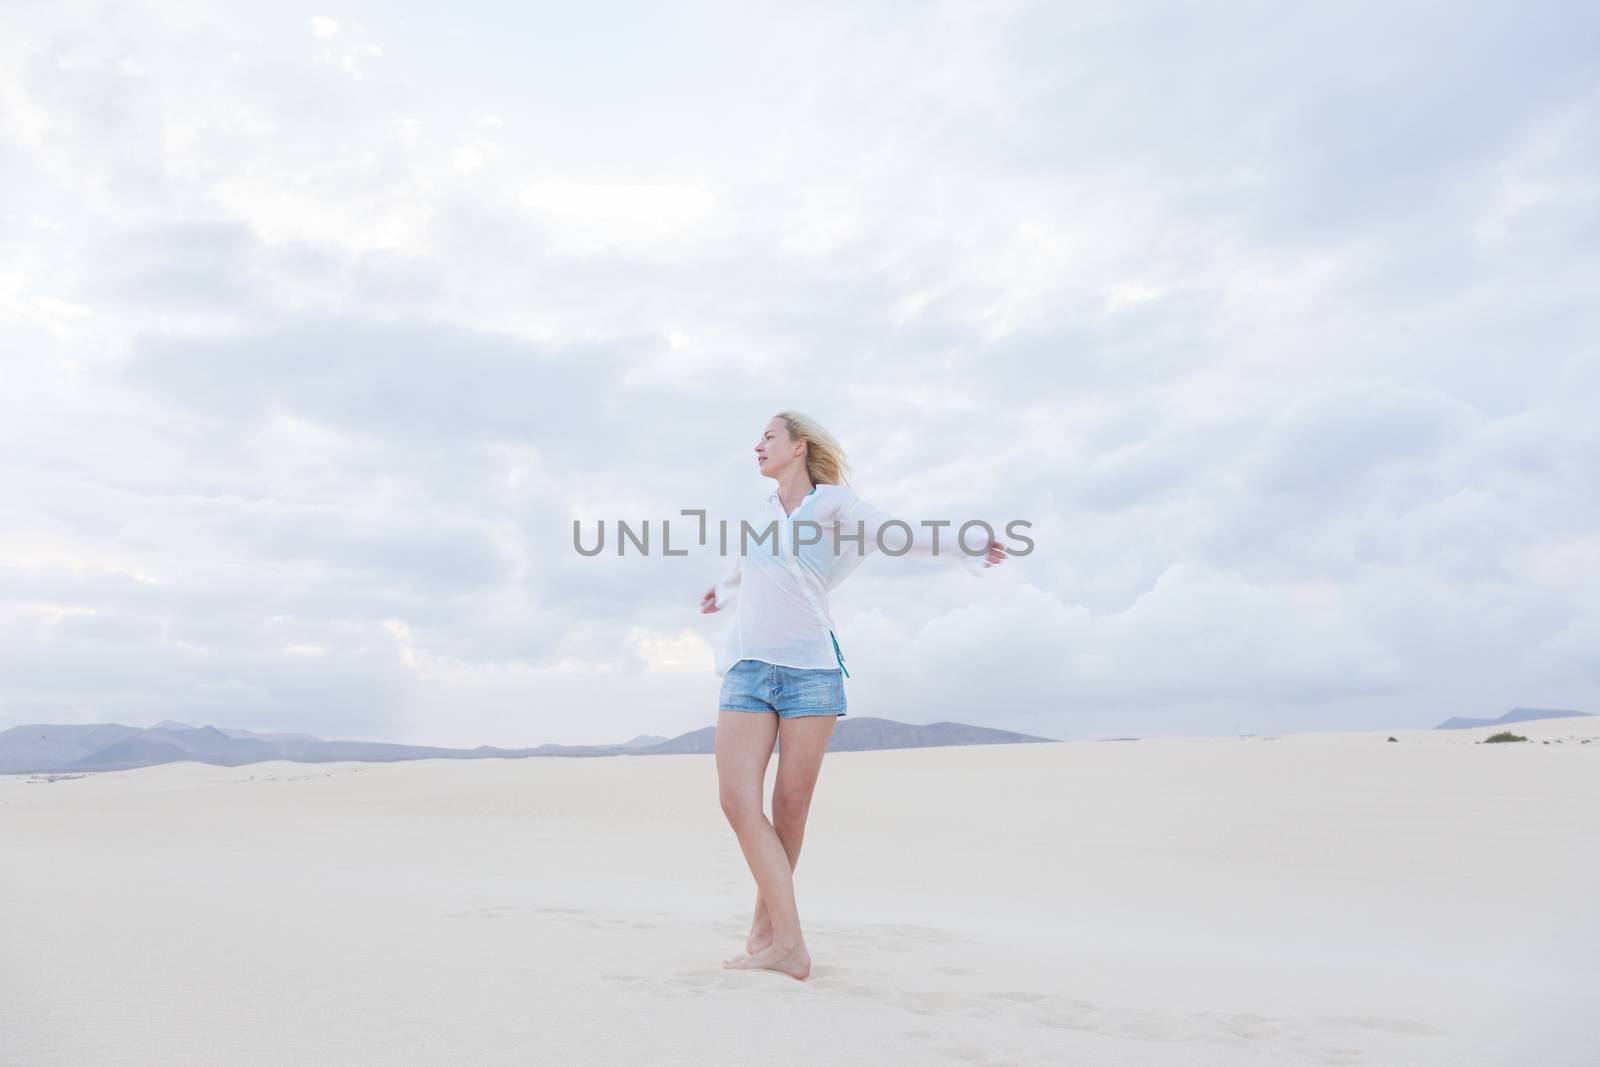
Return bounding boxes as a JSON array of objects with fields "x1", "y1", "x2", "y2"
[
  {"x1": 715, "y1": 710, "x2": 811, "y2": 979},
  {"x1": 740, "y1": 713, "x2": 836, "y2": 955}
]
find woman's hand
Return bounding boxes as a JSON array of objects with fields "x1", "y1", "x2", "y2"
[
  {"x1": 700, "y1": 586, "x2": 720, "y2": 613},
  {"x1": 982, "y1": 540, "x2": 1007, "y2": 568}
]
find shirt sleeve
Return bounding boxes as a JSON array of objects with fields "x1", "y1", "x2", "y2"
[
  {"x1": 712, "y1": 554, "x2": 742, "y2": 609},
  {"x1": 833, "y1": 488, "x2": 991, "y2": 575}
]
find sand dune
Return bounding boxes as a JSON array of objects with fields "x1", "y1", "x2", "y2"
[{"x1": 2, "y1": 717, "x2": 1596, "y2": 1065}]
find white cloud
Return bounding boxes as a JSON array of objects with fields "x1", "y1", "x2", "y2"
[
  {"x1": 516, "y1": 180, "x2": 718, "y2": 258},
  {"x1": 0, "y1": 1, "x2": 1595, "y2": 746}
]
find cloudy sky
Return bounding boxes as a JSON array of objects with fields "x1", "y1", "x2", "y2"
[{"x1": 2, "y1": 1, "x2": 1596, "y2": 747}]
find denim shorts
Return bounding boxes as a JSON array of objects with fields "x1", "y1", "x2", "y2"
[{"x1": 719, "y1": 659, "x2": 848, "y2": 718}]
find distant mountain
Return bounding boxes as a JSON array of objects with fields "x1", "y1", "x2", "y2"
[
  {"x1": 1434, "y1": 707, "x2": 1593, "y2": 730},
  {"x1": 70, "y1": 734, "x2": 192, "y2": 772},
  {"x1": 819, "y1": 717, "x2": 1053, "y2": 752},
  {"x1": 0, "y1": 716, "x2": 1057, "y2": 775},
  {"x1": 216, "y1": 726, "x2": 324, "y2": 744},
  {"x1": 645, "y1": 727, "x2": 717, "y2": 754}
]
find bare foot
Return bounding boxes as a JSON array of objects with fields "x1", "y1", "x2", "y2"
[
  {"x1": 722, "y1": 938, "x2": 811, "y2": 980},
  {"x1": 744, "y1": 910, "x2": 774, "y2": 956},
  {"x1": 722, "y1": 902, "x2": 773, "y2": 963}
]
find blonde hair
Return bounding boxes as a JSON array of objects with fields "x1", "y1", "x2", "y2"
[{"x1": 774, "y1": 410, "x2": 851, "y2": 486}]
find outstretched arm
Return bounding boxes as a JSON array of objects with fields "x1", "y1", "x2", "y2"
[
  {"x1": 834, "y1": 489, "x2": 1006, "y2": 573},
  {"x1": 701, "y1": 555, "x2": 742, "y2": 613}
]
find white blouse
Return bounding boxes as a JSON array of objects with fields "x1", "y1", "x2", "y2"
[{"x1": 709, "y1": 483, "x2": 990, "y2": 676}]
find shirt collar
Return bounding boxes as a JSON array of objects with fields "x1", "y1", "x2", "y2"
[{"x1": 769, "y1": 483, "x2": 820, "y2": 511}]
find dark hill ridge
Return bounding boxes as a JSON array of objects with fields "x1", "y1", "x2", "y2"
[
  {"x1": 1434, "y1": 707, "x2": 1592, "y2": 730},
  {"x1": 827, "y1": 717, "x2": 1048, "y2": 752},
  {"x1": 0, "y1": 717, "x2": 1058, "y2": 775}
]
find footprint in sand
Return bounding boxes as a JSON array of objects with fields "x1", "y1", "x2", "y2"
[
  {"x1": 604, "y1": 969, "x2": 800, "y2": 999},
  {"x1": 590, "y1": 912, "x2": 1442, "y2": 1066},
  {"x1": 442, "y1": 904, "x2": 520, "y2": 919},
  {"x1": 442, "y1": 904, "x2": 671, "y2": 932},
  {"x1": 1314, "y1": 1015, "x2": 1444, "y2": 1036},
  {"x1": 609, "y1": 955, "x2": 1441, "y2": 1067}
]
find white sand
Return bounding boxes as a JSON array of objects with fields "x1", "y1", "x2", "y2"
[{"x1": 3, "y1": 716, "x2": 1597, "y2": 1066}]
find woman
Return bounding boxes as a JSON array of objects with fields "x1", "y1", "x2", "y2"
[{"x1": 699, "y1": 411, "x2": 1005, "y2": 980}]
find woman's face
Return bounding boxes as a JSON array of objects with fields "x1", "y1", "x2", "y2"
[{"x1": 755, "y1": 417, "x2": 804, "y2": 480}]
